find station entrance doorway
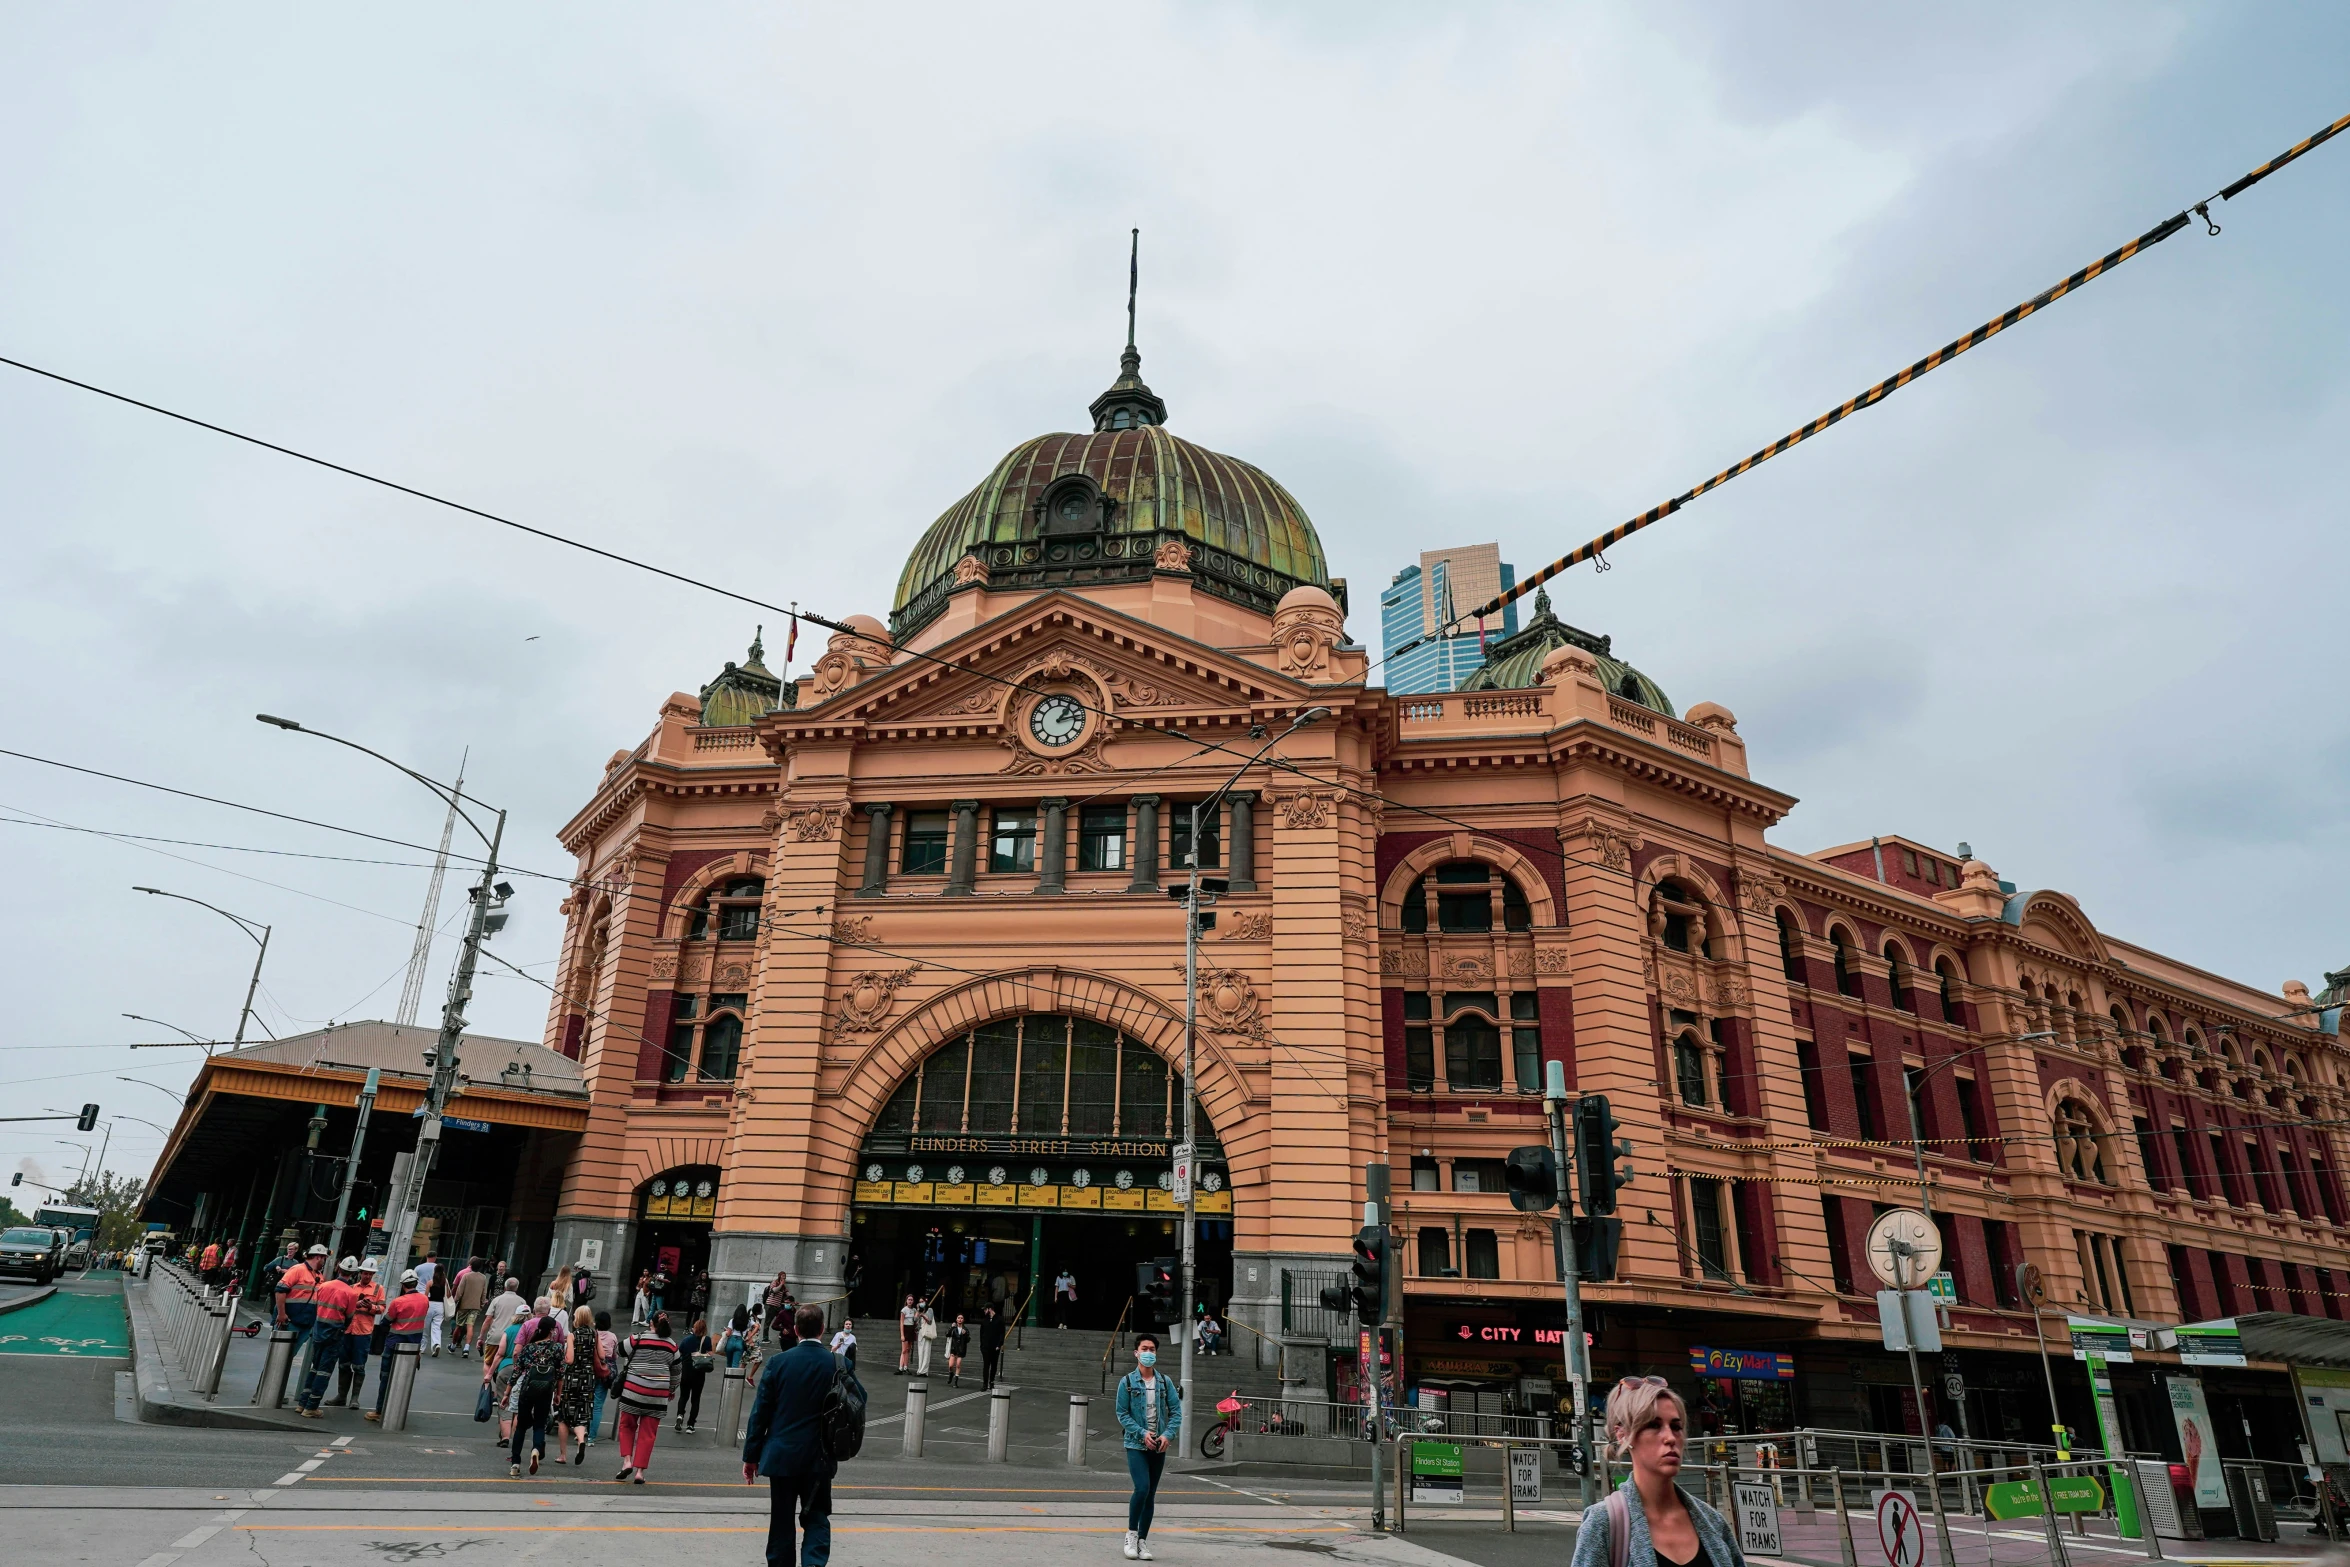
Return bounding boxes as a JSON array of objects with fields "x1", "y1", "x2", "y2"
[{"x1": 849, "y1": 1011, "x2": 1235, "y2": 1332}]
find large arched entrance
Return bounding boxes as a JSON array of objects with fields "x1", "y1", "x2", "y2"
[
  {"x1": 630, "y1": 1165, "x2": 720, "y2": 1313},
  {"x1": 848, "y1": 1011, "x2": 1232, "y2": 1331}
]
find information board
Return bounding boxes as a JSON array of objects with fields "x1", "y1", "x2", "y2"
[{"x1": 1409, "y1": 1440, "x2": 1464, "y2": 1504}]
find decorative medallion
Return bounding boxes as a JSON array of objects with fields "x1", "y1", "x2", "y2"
[
  {"x1": 1272, "y1": 790, "x2": 1337, "y2": 831},
  {"x1": 1507, "y1": 949, "x2": 1533, "y2": 977},
  {"x1": 831, "y1": 916, "x2": 878, "y2": 947},
  {"x1": 785, "y1": 804, "x2": 847, "y2": 841},
  {"x1": 945, "y1": 1165, "x2": 966, "y2": 1185},
  {"x1": 835, "y1": 968, "x2": 921, "y2": 1033},
  {"x1": 1272, "y1": 593, "x2": 1344, "y2": 680},
  {"x1": 1114, "y1": 1170, "x2": 1135, "y2": 1191},
  {"x1": 719, "y1": 962, "x2": 750, "y2": 987},
  {"x1": 1448, "y1": 954, "x2": 1492, "y2": 981},
  {"x1": 1342, "y1": 895, "x2": 1372, "y2": 944},
  {"x1": 1152, "y1": 536, "x2": 1193, "y2": 573},
  {"x1": 651, "y1": 953, "x2": 679, "y2": 981},
  {"x1": 1561, "y1": 813, "x2": 1644, "y2": 871},
  {"x1": 1737, "y1": 871, "x2": 1788, "y2": 917},
  {"x1": 1535, "y1": 947, "x2": 1573, "y2": 974},
  {"x1": 1183, "y1": 962, "x2": 1269, "y2": 1039},
  {"x1": 952, "y1": 551, "x2": 991, "y2": 587},
  {"x1": 1710, "y1": 971, "x2": 1748, "y2": 1011}
]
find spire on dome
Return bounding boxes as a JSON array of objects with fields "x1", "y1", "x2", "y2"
[{"x1": 1090, "y1": 228, "x2": 1170, "y2": 433}]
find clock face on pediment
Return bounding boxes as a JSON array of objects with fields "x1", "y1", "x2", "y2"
[{"x1": 1028, "y1": 693, "x2": 1087, "y2": 747}]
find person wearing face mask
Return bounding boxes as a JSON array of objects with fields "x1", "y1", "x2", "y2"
[
  {"x1": 1569, "y1": 1376, "x2": 1747, "y2": 1567},
  {"x1": 1113, "y1": 1334, "x2": 1181, "y2": 1560}
]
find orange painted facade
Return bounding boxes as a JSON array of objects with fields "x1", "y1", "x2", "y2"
[{"x1": 541, "y1": 358, "x2": 2350, "y2": 1421}]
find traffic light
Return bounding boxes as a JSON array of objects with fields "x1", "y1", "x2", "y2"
[
  {"x1": 1573, "y1": 1095, "x2": 1633, "y2": 1216},
  {"x1": 77, "y1": 1104, "x2": 99, "y2": 1132},
  {"x1": 9, "y1": 1172, "x2": 19, "y2": 1187},
  {"x1": 1504, "y1": 1145, "x2": 1558, "y2": 1213},
  {"x1": 1320, "y1": 1224, "x2": 1389, "y2": 1326}
]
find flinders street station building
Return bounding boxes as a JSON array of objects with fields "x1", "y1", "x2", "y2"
[{"x1": 536, "y1": 339, "x2": 2350, "y2": 1464}]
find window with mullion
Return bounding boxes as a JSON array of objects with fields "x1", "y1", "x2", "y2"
[
  {"x1": 698, "y1": 1013, "x2": 742, "y2": 1081},
  {"x1": 1017, "y1": 1014, "x2": 1068, "y2": 1134},
  {"x1": 903, "y1": 811, "x2": 951, "y2": 876},
  {"x1": 663, "y1": 994, "x2": 698, "y2": 1082},
  {"x1": 1442, "y1": 992, "x2": 1503, "y2": 1092},
  {"x1": 1119, "y1": 1035, "x2": 1167, "y2": 1136},
  {"x1": 1067, "y1": 1019, "x2": 1119, "y2": 1135},
  {"x1": 1169, "y1": 801, "x2": 1220, "y2": 870},
  {"x1": 1510, "y1": 991, "x2": 1541, "y2": 1092},
  {"x1": 917, "y1": 1036, "x2": 969, "y2": 1132},
  {"x1": 966, "y1": 1019, "x2": 1019, "y2": 1134},
  {"x1": 990, "y1": 808, "x2": 1037, "y2": 874},
  {"x1": 1078, "y1": 804, "x2": 1127, "y2": 872},
  {"x1": 1404, "y1": 993, "x2": 1434, "y2": 1092},
  {"x1": 1690, "y1": 1177, "x2": 1731, "y2": 1281}
]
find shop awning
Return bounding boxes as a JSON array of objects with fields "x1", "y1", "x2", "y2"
[{"x1": 2228, "y1": 1313, "x2": 2350, "y2": 1370}]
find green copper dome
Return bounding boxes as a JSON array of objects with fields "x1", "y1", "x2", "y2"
[
  {"x1": 1459, "y1": 589, "x2": 1674, "y2": 716},
  {"x1": 890, "y1": 349, "x2": 1331, "y2": 638}
]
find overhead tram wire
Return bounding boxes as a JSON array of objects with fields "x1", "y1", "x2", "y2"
[{"x1": 1390, "y1": 106, "x2": 2350, "y2": 655}]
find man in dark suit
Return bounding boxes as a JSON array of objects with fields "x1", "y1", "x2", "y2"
[
  {"x1": 744, "y1": 1303, "x2": 841, "y2": 1567},
  {"x1": 979, "y1": 1304, "x2": 1006, "y2": 1390}
]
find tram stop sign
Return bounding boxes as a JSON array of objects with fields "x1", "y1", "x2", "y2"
[
  {"x1": 1984, "y1": 1474, "x2": 2107, "y2": 1519},
  {"x1": 1873, "y1": 1490, "x2": 1926, "y2": 1567}
]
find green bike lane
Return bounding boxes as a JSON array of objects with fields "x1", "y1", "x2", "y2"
[{"x1": 0, "y1": 1275, "x2": 129, "y2": 1358}]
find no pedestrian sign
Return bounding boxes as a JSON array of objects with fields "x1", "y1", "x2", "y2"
[{"x1": 1874, "y1": 1490, "x2": 1926, "y2": 1567}]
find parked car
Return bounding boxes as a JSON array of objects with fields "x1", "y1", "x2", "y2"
[{"x1": 0, "y1": 1226, "x2": 67, "y2": 1284}]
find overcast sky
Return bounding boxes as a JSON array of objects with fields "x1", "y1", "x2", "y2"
[{"x1": 4, "y1": 5, "x2": 2343, "y2": 1191}]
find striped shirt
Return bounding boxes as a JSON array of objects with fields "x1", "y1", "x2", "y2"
[{"x1": 616, "y1": 1335, "x2": 679, "y2": 1414}]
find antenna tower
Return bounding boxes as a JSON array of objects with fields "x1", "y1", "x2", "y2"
[{"x1": 395, "y1": 747, "x2": 467, "y2": 1027}]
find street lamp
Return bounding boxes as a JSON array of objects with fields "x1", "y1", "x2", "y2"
[
  {"x1": 121, "y1": 1013, "x2": 217, "y2": 1050},
  {"x1": 131, "y1": 890, "x2": 271, "y2": 1052},
  {"x1": 257, "y1": 714, "x2": 507, "y2": 1286},
  {"x1": 1173, "y1": 705, "x2": 1329, "y2": 1460},
  {"x1": 115, "y1": 1077, "x2": 188, "y2": 1105}
]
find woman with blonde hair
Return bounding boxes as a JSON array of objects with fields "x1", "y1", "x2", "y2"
[
  {"x1": 1569, "y1": 1376, "x2": 1746, "y2": 1567},
  {"x1": 548, "y1": 1264, "x2": 574, "y2": 1313}
]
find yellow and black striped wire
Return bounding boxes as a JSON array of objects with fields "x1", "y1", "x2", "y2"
[{"x1": 1393, "y1": 108, "x2": 2350, "y2": 655}]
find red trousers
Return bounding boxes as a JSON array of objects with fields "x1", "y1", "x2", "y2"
[{"x1": 616, "y1": 1410, "x2": 662, "y2": 1470}]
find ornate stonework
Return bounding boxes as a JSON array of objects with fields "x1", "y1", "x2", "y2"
[
  {"x1": 831, "y1": 916, "x2": 878, "y2": 947},
  {"x1": 719, "y1": 962, "x2": 751, "y2": 988},
  {"x1": 1446, "y1": 953, "x2": 1493, "y2": 982},
  {"x1": 1273, "y1": 595, "x2": 1345, "y2": 681},
  {"x1": 1218, "y1": 911, "x2": 1273, "y2": 942},
  {"x1": 1737, "y1": 871, "x2": 1788, "y2": 917},
  {"x1": 650, "y1": 953, "x2": 679, "y2": 982},
  {"x1": 1190, "y1": 963, "x2": 1269, "y2": 1040},
  {"x1": 1561, "y1": 813, "x2": 1644, "y2": 871},
  {"x1": 784, "y1": 804, "x2": 847, "y2": 842},
  {"x1": 952, "y1": 552, "x2": 991, "y2": 587},
  {"x1": 1342, "y1": 895, "x2": 1372, "y2": 944},
  {"x1": 1535, "y1": 947, "x2": 1573, "y2": 975},
  {"x1": 680, "y1": 950, "x2": 710, "y2": 984},
  {"x1": 1710, "y1": 969, "x2": 1748, "y2": 1012},
  {"x1": 1152, "y1": 536, "x2": 1193, "y2": 573},
  {"x1": 836, "y1": 968, "x2": 921, "y2": 1034},
  {"x1": 999, "y1": 733, "x2": 1112, "y2": 776},
  {"x1": 1272, "y1": 790, "x2": 1338, "y2": 830}
]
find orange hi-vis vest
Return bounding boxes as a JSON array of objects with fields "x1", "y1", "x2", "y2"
[
  {"x1": 313, "y1": 1277, "x2": 359, "y2": 1328},
  {"x1": 382, "y1": 1291, "x2": 429, "y2": 1336},
  {"x1": 279, "y1": 1263, "x2": 319, "y2": 1305},
  {"x1": 347, "y1": 1282, "x2": 384, "y2": 1336}
]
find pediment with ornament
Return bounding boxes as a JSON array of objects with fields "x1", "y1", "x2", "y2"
[{"x1": 808, "y1": 592, "x2": 1306, "y2": 733}]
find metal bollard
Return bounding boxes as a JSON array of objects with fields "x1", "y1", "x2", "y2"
[
  {"x1": 1831, "y1": 1467, "x2": 1859, "y2": 1567},
  {"x1": 719, "y1": 1365, "x2": 746, "y2": 1446},
  {"x1": 1502, "y1": 1444, "x2": 1517, "y2": 1532},
  {"x1": 285, "y1": 1331, "x2": 316, "y2": 1408},
  {"x1": 199, "y1": 1293, "x2": 232, "y2": 1398},
  {"x1": 254, "y1": 1327, "x2": 296, "y2": 1408},
  {"x1": 1066, "y1": 1395, "x2": 1089, "y2": 1465},
  {"x1": 382, "y1": 1342, "x2": 420, "y2": 1431},
  {"x1": 903, "y1": 1378, "x2": 928, "y2": 1459},
  {"x1": 987, "y1": 1386, "x2": 1011, "y2": 1462}
]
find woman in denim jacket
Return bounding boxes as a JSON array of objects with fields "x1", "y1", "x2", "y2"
[
  {"x1": 1113, "y1": 1333, "x2": 1183, "y2": 1560},
  {"x1": 1570, "y1": 1376, "x2": 1747, "y2": 1567}
]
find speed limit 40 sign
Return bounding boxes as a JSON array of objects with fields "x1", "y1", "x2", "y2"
[{"x1": 1732, "y1": 1482, "x2": 1782, "y2": 1557}]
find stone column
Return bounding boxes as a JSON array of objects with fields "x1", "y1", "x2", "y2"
[
  {"x1": 944, "y1": 800, "x2": 980, "y2": 896},
  {"x1": 1126, "y1": 795, "x2": 1160, "y2": 893},
  {"x1": 856, "y1": 803, "x2": 894, "y2": 898},
  {"x1": 1226, "y1": 792, "x2": 1257, "y2": 891},
  {"x1": 1035, "y1": 798, "x2": 1068, "y2": 895}
]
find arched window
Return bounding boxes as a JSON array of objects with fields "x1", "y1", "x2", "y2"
[
  {"x1": 1650, "y1": 879, "x2": 1709, "y2": 957},
  {"x1": 872, "y1": 1014, "x2": 1185, "y2": 1139},
  {"x1": 1884, "y1": 943, "x2": 1913, "y2": 1013},
  {"x1": 1397, "y1": 860, "x2": 1533, "y2": 934},
  {"x1": 1777, "y1": 910, "x2": 1804, "y2": 985},
  {"x1": 665, "y1": 989, "x2": 748, "y2": 1083},
  {"x1": 1674, "y1": 1032, "x2": 1709, "y2": 1108},
  {"x1": 699, "y1": 1009, "x2": 743, "y2": 1082},
  {"x1": 1831, "y1": 929, "x2": 1862, "y2": 999},
  {"x1": 2054, "y1": 1099, "x2": 2110, "y2": 1184},
  {"x1": 1935, "y1": 959, "x2": 1963, "y2": 1028},
  {"x1": 1388, "y1": 859, "x2": 1546, "y2": 1095},
  {"x1": 687, "y1": 876, "x2": 766, "y2": 942}
]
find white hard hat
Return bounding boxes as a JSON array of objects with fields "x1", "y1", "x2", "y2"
[
  {"x1": 359, "y1": 1258, "x2": 380, "y2": 1274},
  {"x1": 339, "y1": 1255, "x2": 360, "y2": 1271},
  {"x1": 400, "y1": 1269, "x2": 419, "y2": 1284},
  {"x1": 307, "y1": 1243, "x2": 330, "y2": 1257}
]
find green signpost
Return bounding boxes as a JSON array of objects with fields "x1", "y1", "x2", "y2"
[
  {"x1": 2086, "y1": 1355, "x2": 2145, "y2": 1539},
  {"x1": 1983, "y1": 1474, "x2": 2107, "y2": 1520},
  {"x1": 1409, "y1": 1440, "x2": 1464, "y2": 1505}
]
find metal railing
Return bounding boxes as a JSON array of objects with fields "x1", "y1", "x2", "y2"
[
  {"x1": 147, "y1": 1259, "x2": 237, "y2": 1399},
  {"x1": 1280, "y1": 1268, "x2": 1346, "y2": 1340},
  {"x1": 1224, "y1": 1395, "x2": 1554, "y2": 1445},
  {"x1": 1098, "y1": 1294, "x2": 1135, "y2": 1391}
]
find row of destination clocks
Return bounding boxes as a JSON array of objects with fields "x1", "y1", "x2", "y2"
[{"x1": 863, "y1": 1163, "x2": 1223, "y2": 1193}]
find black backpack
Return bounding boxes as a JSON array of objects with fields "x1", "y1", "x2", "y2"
[{"x1": 818, "y1": 1351, "x2": 868, "y2": 1461}]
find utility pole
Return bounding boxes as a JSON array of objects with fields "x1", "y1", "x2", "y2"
[
  {"x1": 325, "y1": 1069, "x2": 381, "y2": 1263},
  {"x1": 1368, "y1": 1161, "x2": 1391, "y2": 1533},
  {"x1": 380, "y1": 808, "x2": 505, "y2": 1286},
  {"x1": 1548, "y1": 1063, "x2": 1593, "y2": 1504},
  {"x1": 396, "y1": 750, "x2": 466, "y2": 1028}
]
